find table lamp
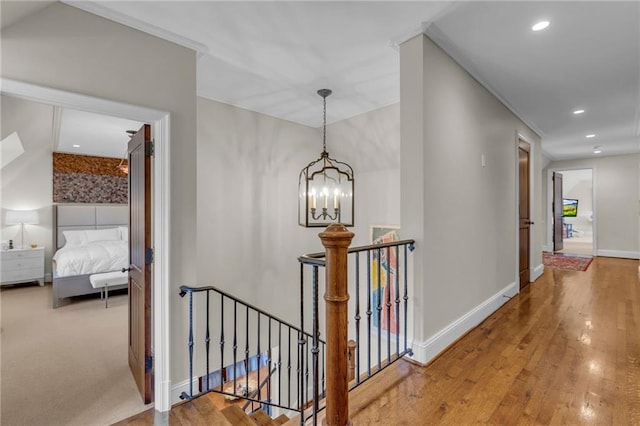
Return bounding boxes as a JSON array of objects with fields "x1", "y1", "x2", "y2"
[{"x1": 5, "y1": 210, "x2": 39, "y2": 249}]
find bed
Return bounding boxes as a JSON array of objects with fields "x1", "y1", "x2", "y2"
[{"x1": 52, "y1": 204, "x2": 129, "y2": 308}]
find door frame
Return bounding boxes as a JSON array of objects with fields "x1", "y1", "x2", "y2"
[
  {"x1": 1, "y1": 78, "x2": 172, "y2": 412},
  {"x1": 545, "y1": 166, "x2": 596, "y2": 256},
  {"x1": 514, "y1": 132, "x2": 538, "y2": 288}
]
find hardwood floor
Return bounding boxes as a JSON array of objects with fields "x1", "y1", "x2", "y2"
[
  {"x1": 117, "y1": 256, "x2": 639, "y2": 425},
  {"x1": 333, "y1": 256, "x2": 640, "y2": 425}
]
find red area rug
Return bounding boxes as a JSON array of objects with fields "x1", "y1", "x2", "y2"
[{"x1": 543, "y1": 252, "x2": 593, "y2": 271}]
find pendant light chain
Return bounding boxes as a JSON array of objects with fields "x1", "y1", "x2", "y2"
[{"x1": 322, "y1": 94, "x2": 327, "y2": 154}]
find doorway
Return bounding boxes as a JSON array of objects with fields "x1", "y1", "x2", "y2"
[
  {"x1": 518, "y1": 138, "x2": 532, "y2": 289},
  {"x1": 554, "y1": 169, "x2": 594, "y2": 256},
  {"x1": 1, "y1": 78, "x2": 171, "y2": 412}
]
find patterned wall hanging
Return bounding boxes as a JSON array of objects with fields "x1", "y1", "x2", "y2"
[{"x1": 53, "y1": 153, "x2": 128, "y2": 204}]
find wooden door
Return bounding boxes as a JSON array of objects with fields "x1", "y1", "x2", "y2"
[
  {"x1": 553, "y1": 172, "x2": 563, "y2": 251},
  {"x1": 128, "y1": 124, "x2": 153, "y2": 403},
  {"x1": 518, "y1": 140, "x2": 531, "y2": 289}
]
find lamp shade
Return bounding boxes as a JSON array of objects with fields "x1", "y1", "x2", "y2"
[{"x1": 5, "y1": 210, "x2": 39, "y2": 225}]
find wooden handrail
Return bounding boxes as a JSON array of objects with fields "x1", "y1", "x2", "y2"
[
  {"x1": 298, "y1": 238, "x2": 416, "y2": 266},
  {"x1": 319, "y1": 224, "x2": 354, "y2": 426}
]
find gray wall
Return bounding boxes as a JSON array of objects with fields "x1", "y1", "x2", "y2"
[
  {"x1": 1, "y1": 2, "x2": 197, "y2": 384},
  {"x1": 544, "y1": 154, "x2": 640, "y2": 257},
  {"x1": 400, "y1": 35, "x2": 542, "y2": 358}
]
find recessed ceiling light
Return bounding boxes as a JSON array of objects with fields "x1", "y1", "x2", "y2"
[
  {"x1": 532, "y1": 21, "x2": 550, "y2": 31},
  {"x1": 73, "y1": 144, "x2": 80, "y2": 148},
  {"x1": 573, "y1": 109, "x2": 585, "y2": 115},
  {"x1": 586, "y1": 134, "x2": 596, "y2": 138},
  {"x1": 593, "y1": 146, "x2": 602, "y2": 154}
]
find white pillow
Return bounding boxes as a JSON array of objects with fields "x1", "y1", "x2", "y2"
[
  {"x1": 118, "y1": 226, "x2": 129, "y2": 242},
  {"x1": 85, "y1": 228, "x2": 120, "y2": 242},
  {"x1": 63, "y1": 230, "x2": 87, "y2": 246}
]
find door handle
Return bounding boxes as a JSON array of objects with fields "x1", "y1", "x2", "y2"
[
  {"x1": 122, "y1": 267, "x2": 132, "y2": 273},
  {"x1": 526, "y1": 221, "x2": 535, "y2": 225}
]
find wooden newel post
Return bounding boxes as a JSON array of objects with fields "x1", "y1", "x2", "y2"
[{"x1": 319, "y1": 224, "x2": 354, "y2": 426}]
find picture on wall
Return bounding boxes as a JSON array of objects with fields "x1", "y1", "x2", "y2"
[{"x1": 370, "y1": 225, "x2": 400, "y2": 334}]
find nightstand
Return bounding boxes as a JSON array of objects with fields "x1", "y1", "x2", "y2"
[{"x1": 0, "y1": 247, "x2": 45, "y2": 286}]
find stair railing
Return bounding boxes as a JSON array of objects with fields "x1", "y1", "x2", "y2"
[
  {"x1": 298, "y1": 225, "x2": 415, "y2": 425},
  {"x1": 179, "y1": 284, "x2": 326, "y2": 418}
]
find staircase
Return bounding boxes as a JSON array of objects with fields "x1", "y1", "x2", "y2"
[
  {"x1": 175, "y1": 396, "x2": 289, "y2": 426},
  {"x1": 174, "y1": 226, "x2": 416, "y2": 425},
  {"x1": 114, "y1": 396, "x2": 290, "y2": 425}
]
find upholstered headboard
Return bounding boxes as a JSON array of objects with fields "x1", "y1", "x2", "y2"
[{"x1": 53, "y1": 204, "x2": 128, "y2": 249}]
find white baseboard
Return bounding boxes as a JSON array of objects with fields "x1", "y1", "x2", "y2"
[
  {"x1": 408, "y1": 281, "x2": 518, "y2": 365},
  {"x1": 531, "y1": 264, "x2": 544, "y2": 281},
  {"x1": 542, "y1": 244, "x2": 553, "y2": 252},
  {"x1": 171, "y1": 377, "x2": 199, "y2": 405},
  {"x1": 596, "y1": 249, "x2": 640, "y2": 259},
  {"x1": 45, "y1": 273, "x2": 52, "y2": 282}
]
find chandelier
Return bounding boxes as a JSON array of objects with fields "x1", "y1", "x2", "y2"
[{"x1": 298, "y1": 89, "x2": 354, "y2": 228}]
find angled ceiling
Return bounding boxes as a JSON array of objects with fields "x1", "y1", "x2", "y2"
[
  {"x1": 5, "y1": 1, "x2": 639, "y2": 161},
  {"x1": 56, "y1": 108, "x2": 143, "y2": 159}
]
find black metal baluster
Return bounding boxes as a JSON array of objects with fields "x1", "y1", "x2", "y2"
[
  {"x1": 220, "y1": 294, "x2": 225, "y2": 392},
  {"x1": 305, "y1": 332, "x2": 309, "y2": 416},
  {"x1": 366, "y1": 250, "x2": 372, "y2": 376},
  {"x1": 312, "y1": 265, "x2": 319, "y2": 425},
  {"x1": 233, "y1": 300, "x2": 238, "y2": 394},
  {"x1": 404, "y1": 244, "x2": 409, "y2": 353},
  {"x1": 395, "y1": 245, "x2": 400, "y2": 357},
  {"x1": 187, "y1": 291, "x2": 194, "y2": 397},
  {"x1": 257, "y1": 312, "x2": 261, "y2": 405},
  {"x1": 386, "y1": 246, "x2": 391, "y2": 362},
  {"x1": 287, "y1": 327, "x2": 291, "y2": 408},
  {"x1": 377, "y1": 247, "x2": 382, "y2": 370},
  {"x1": 267, "y1": 318, "x2": 271, "y2": 411},
  {"x1": 354, "y1": 252, "x2": 361, "y2": 383},
  {"x1": 298, "y1": 264, "x2": 305, "y2": 414},
  {"x1": 205, "y1": 290, "x2": 211, "y2": 392},
  {"x1": 278, "y1": 322, "x2": 282, "y2": 406},
  {"x1": 245, "y1": 306, "x2": 250, "y2": 399}
]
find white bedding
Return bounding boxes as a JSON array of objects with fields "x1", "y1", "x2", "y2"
[{"x1": 53, "y1": 240, "x2": 128, "y2": 278}]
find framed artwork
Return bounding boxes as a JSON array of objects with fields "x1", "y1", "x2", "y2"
[{"x1": 370, "y1": 225, "x2": 400, "y2": 334}]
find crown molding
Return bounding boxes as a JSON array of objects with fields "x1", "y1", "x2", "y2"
[{"x1": 62, "y1": 1, "x2": 209, "y2": 57}]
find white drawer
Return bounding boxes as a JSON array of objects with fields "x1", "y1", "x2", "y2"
[
  {"x1": 1, "y1": 257, "x2": 43, "y2": 271},
  {"x1": 0, "y1": 248, "x2": 43, "y2": 261},
  {"x1": 0, "y1": 268, "x2": 43, "y2": 283}
]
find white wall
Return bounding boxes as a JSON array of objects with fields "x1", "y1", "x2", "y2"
[
  {"x1": 400, "y1": 34, "x2": 542, "y2": 363},
  {"x1": 196, "y1": 98, "x2": 402, "y2": 327},
  {"x1": 1, "y1": 2, "x2": 197, "y2": 387},
  {"x1": 544, "y1": 154, "x2": 640, "y2": 258},
  {"x1": 0, "y1": 95, "x2": 54, "y2": 278},
  {"x1": 327, "y1": 103, "x2": 401, "y2": 246}
]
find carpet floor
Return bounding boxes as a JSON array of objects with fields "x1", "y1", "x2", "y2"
[
  {"x1": 0, "y1": 283, "x2": 151, "y2": 426},
  {"x1": 543, "y1": 252, "x2": 593, "y2": 271}
]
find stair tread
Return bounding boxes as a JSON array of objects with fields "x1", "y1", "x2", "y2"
[
  {"x1": 273, "y1": 414, "x2": 290, "y2": 425},
  {"x1": 192, "y1": 396, "x2": 233, "y2": 425},
  {"x1": 249, "y1": 409, "x2": 278, "y2": 425},
  {"x1": 170, "y1": 403, "x2": 207, "y2": 425},
  {"x1": 221, "y1": 404, "x2": 257, "y2": 426}
]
